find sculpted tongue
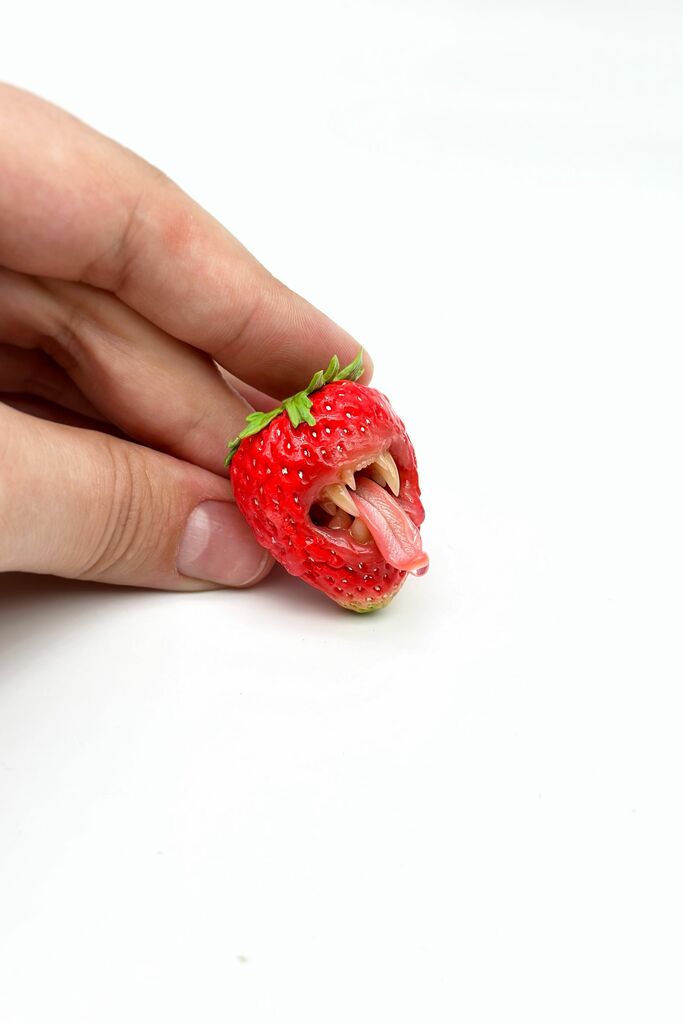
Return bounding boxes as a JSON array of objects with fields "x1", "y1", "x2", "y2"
[{"x1": 353, "y1": 477, "x2": 429, "y2": 575}]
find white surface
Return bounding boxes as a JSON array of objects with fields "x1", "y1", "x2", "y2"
[{"x1": 2, "y1": 2, "x2": 683, "y2": 1020}]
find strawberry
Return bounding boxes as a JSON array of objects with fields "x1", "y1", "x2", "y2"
[{"x1": 226, "y1": 351, "x2": 428, "y2": 612}]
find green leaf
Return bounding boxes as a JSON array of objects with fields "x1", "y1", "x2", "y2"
[
  {"x1": 335, "y1": 348, "x2": 364, "y2": 382},
  {"x1": 304, "y1": 369, "x2": 325, "y2": 394},
  {"x1": 282, "y1": 396, "x2": 302, "y2": 428},
  {"x1": 225, "y1": 407, "x2": 282, "y2": 467},
  {"x1": 284, "y1": 392, "x2": 316, "y2": 429},
  {"x1": 322, "y1": 354, "x2": 340, "y2": 382},
  {"x1": 241, "y1": 408, "x2": 280, "y2": 437},
  {"x1": 224, "y1": 348, "x2": 364, "y2": 470},
  {"x1": 224, "y1": 440, "x2": 240, "y2": 467}
]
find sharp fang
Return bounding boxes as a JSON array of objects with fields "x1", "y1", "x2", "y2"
[
  {"x1": 374, "y1": 451, "x2": 400, "y2": 496},
  {"x1": 329, "y1": 510, "x2": 353, "y2": 530},
  {"x1": 350, "y1": 518, "x2": 372, "y2": 543},
  {"x1": 341, "y1": 469, "x2": 356, "y2": 490},
  {"x1": 321, "y1": 483, "x2": 358, "y2": 516},
  {"x1": 367, "y1": 465, "x2": 387, "y2": 487},
  {"x1": 321, "y1": 501, "x2": 337, "y2": 515}
]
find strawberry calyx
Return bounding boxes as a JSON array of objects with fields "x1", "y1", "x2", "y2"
[{"x1": 225, "y1": 349, "x2": 364, "y2": 467}]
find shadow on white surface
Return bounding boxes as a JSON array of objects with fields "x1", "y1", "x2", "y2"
[
  {"x1": 0, "y1": 573, "x2": 143, "y2": 668},
  {"x1": 0, "y1": 563, "x2": 352, "y2": 670},
  {"x1": 255, "y1": 563, "x2": 346, "y2": 621}
]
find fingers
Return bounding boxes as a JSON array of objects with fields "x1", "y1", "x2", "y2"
[
  {"x1": 0, "y1": 269, "x2": 255, "y2": 476},
  {"x1": 0, "y1": 402, "x2": 272, "y2": 590},
  {"x1": 0, "y1": 342, "x2": 103, "y2": 419},
  {"x1": 0, "y1": 84, "x2": 370, "y2": 397},
  {"x1": 217, "y1": 366, "x2": 281, "y2": 414},
  {"x1": 0, "y1": 394, "x2": 117, "y2": 432}
]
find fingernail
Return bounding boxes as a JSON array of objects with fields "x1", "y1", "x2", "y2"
[{"x1": 177, "y1": 500, "x2": 269, "y2": 586}]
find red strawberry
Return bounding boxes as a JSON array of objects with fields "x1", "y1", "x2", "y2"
[{"x1": 226, "y1": 351, "x2": 428, "y2": 612}]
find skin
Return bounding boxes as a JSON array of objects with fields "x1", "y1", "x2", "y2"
[{"x1": 0, "y1": 83, "x2": 372, "y2": 591}]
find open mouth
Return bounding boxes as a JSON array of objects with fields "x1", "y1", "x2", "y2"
[{"x1": 308, "y1": 449, "x2": 429, "y2": 576}]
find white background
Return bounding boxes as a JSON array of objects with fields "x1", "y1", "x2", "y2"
[{"x1": 1, "y1": 1, "x2": 682, "y2": 1020}]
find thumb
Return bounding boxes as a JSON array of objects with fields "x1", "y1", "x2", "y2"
[{"x1": 0, "y1": 403, "x2": 272, "y2": 589}]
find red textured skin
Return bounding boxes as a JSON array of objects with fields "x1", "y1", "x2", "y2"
[{"x1": 229, "y1": 380, "x2": 425, "y2": 611}]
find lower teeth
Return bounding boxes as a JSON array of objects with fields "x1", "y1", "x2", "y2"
[
  {"x1": 329, "y1": 510, "x2": 353, "y2": 530},
  {"x1": 350, "y1": 518, "x2": 372, "y2": 543}
]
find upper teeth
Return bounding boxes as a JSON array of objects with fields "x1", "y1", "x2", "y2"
[
  {"x1": 321, "y1": 482, "x2": 359, "y2": 516},
  {"x1": 322, "y1": 452, "x2": 400, "y2": 512},
  {"x1": 335, "y1": 451, "x2": 400, "y2": 497},
  {"x1": 316, "y1": 450, "x2": 401, "y2": 544},
  {"x1": 372, "y1": 451, "x2": 400, "y2": 496}
]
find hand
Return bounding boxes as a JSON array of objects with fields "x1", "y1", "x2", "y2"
[{"x1": 0, "y1": 84, "x2": 370, "y2": 590}]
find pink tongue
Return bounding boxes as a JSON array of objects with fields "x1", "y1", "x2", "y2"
[{"x1": 352, "y1": 477, "x2": 429, "y2": 575}]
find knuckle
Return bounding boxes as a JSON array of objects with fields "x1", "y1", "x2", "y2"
[
  {"x1": 79, "y1": 441, "x2": 160, "y2": 581},
  {"x1": 81, "y1": 165, "x2": 172, "y2": 293}
]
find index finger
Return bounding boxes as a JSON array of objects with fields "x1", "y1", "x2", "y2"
[{"x1": 0, "y1": 83, "x2": 371, "y2": 397}]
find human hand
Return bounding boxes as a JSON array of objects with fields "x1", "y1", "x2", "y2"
[{"x1": 0, "y1": 84, "x2": 370, "y2": 590}]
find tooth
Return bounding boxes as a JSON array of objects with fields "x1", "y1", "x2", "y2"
[
  {"x1": 320, "y1": 501, "x2": 337, "y2": 515},
  {"x1": 350, "y1": 518, "x2": 372, "y2": 543},
  {"x1": 374, "y1": 451, "x2": 400, "y2": 495},
  {"x1": 329, "y1": 510, "x2": 353, "y2": 530},
  {"x1": 341, "y1": 469, "x2": 356, "y2": 490},
  {"x1": 321, "y1": 483, "x2": 358, "y2": 517},
  {"x1": 367, "y1": 465, "x2": 387, "y2": 487}
]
